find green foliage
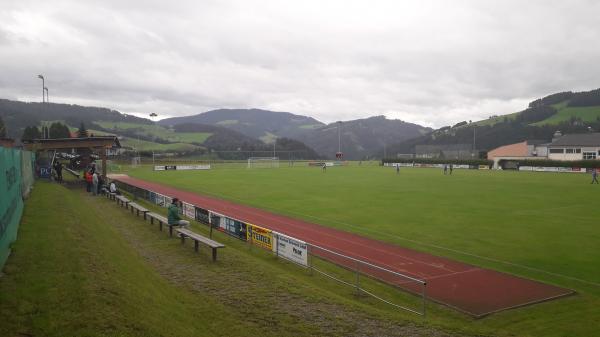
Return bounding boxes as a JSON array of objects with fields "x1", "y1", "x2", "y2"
[
  {"x1": 48, "y1": 122, "x2": 70, "y2": 139},
  {"x1": 21, "y1": 126, "x2": 41, "y2": 140},
  {"x1": 508, "y1": 158, "x2": 600, "y2": 168},
  {"x1": 568, "y1": 88, "x2": 600, "y2": 107}
]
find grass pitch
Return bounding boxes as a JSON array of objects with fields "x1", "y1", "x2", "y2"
[{"x1": 125, "y1": 164, "x2": 600, "y2": 336}]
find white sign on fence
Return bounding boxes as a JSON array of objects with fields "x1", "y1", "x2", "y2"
[
  {"x1": 154, "y1": 194, "x2": 165, "y2": 206},
  {"x1": 177, "y1": 165, "x2": 211, "y2": 170},
  {"x1": 182, "y1": 202, "x2": 195, "y2": 219},
  {"x1": 273, "y1": 232, "x2": 308, "y2": 267},
  {"x1": 154, "y1": 165, "x2": 210, "y2": 171}
]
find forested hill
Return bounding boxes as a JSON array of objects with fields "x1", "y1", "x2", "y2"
[
  {"x1": 160, "y1": 109, "x2": 431, "y2": 160},
  {"x1": 298, "y1": 115, "x2": 430, "y2": 159},
  {"x1": 385, "y1": 88, "x2": 600, "y2": 157},
  {"x1": 0, "y1": 99, "x2": 150, "y2": 139},
  {"x1": 158, "y1": 108, "x2": 324, "y2": 141}
]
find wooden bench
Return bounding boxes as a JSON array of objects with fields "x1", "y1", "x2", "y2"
[
  {"x1": 176, "y1": 228, "x2": 225, "y2": 261},
  {"x1": 128, "y1": 202, "x2": 150, "y2": 219},
  {"x1": 147, "y1": 212, "x2": 178, "y2": 236},
  {"x1": 115, "y1": 195, "x2": 130, "y2": 208}
]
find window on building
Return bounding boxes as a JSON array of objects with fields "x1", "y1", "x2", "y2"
[
  {"x1": 576, "y1": 148, "x2": 582, "y2": 153},
  {"x1": 583, "y1": 152, "x2": 597, "y2": 160},
  {"x1": 549, "y1": 148, "x2": 564, "y2": 154},
  {"x1": 566, "y1": 148, "x2": 574, "y2": 154}
]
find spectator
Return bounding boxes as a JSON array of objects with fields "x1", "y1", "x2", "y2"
[
  {"x1": 85, "y1": 170, "x2": 92, "y2": 192},
  {"x1": 168, "y1": 198, "x2": 189, "y2": 228},
  {"x1": 92, "y1": 171, "x2": 98, "y2": 196}
]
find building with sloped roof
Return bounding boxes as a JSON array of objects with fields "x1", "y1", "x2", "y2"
[{"x1": 547, "y1": 132, "x2": 600, "y2": 160}]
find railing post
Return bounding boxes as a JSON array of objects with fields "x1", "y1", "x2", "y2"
[
  {"x1": 422, "y1": 281, "x2": 427, "y2": 317},
  {"x1": 355, "y1": 260, "x2": 360, "y2": 296}
]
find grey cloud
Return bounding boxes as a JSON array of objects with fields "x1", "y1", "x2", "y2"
[{"x1": 1, "y1": 0, "x2": 600, "y2": 127}]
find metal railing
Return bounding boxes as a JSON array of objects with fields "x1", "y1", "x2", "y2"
[{"x1": 305, "y1": 243, "x2": 427, "y2": 316}]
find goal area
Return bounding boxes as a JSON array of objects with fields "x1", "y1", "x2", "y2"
[{"x1": 247, "y1": 157, "x2": 280, "y2": 169}]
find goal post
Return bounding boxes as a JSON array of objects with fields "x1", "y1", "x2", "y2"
[
  {"x1": 131, "y1": 156, "x2": 141, "y2": 168},
  {"x1": 247, "y1": 157, "x2": 280, "y2": 169}
]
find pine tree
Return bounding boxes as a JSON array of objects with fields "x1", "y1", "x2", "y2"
[
  {"x1": 77, "y1": 122, "x2": 88, "y2": 138},
  {"x1": 49, "y1": 122, "x2": 71, "y2": 138},
  {"x1": 22, "y1": 126, "x2": 42, "y2": 140}
]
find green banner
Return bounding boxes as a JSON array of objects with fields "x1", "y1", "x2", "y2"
[{"x1": 0, "y1": 147, "x2": 35, "y2": 269}]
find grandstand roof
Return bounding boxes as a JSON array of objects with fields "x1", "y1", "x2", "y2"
[{"x1": 22, "y1": 136, "x2": 121, "y2": 151}]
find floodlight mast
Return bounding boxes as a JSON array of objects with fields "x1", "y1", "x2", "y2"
[{"x1": 37, "y1": 75, "x2": 45, "y2": 103}]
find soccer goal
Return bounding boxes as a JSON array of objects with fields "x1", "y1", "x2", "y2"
[
  {"x1": 131, "y1": 156, "x2": 141, "y2": 168},
  {"x1": 247, "y1": 157, "x2": 280, "y2": 169}
]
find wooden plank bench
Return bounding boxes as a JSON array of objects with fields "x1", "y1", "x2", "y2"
[
  {"x1": 115, "y1": 195, "x2": 130, "y2": 208},
  {"x1": 176, "y1": 228, "x2": 225, "y2": 261},
  {"x1": 128, "y1": 202, "x2": 150, "y2": 219},
  {"x1": 147, "y1": 212, "x2": 178, "y2": 237}
]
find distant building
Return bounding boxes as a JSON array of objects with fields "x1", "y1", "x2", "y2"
[
  {"x1": 487, "y1": 140, "x2": 547, "y2": 169},
  {"x1": 547, "y1": 132, "x2": 600, "y2": 161},
  {"x1": 415, "y1": 144, "x2": 475, "y2": 159}
]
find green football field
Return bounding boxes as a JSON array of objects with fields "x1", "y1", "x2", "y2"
[
  {"x1": 124, "y1": 164, "x2": 600, "y2": 334},
  {"x1": 126, "y1": 164, "x2": 600, "y2": 291}
]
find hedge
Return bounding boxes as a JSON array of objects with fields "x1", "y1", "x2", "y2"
[{"x1": 500, "y1": 159, "x2": 600, "y2": 169}]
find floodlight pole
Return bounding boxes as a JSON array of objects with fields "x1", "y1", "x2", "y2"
[
  {"x1": 337, "y1": 121, "x2": 342, "y2": 153},
  {"x1": 44, "y1": 87, "x2": 49, "y2": 103},
  {"x1": 37, "y1": 75, "x2": 45, "y2": 103}
]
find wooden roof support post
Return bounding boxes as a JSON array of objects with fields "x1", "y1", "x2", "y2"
[{"x1": 100, "y1": 147, "x2": 107, "y2": 180}]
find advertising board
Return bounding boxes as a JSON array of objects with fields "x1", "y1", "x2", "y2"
[
  {"x1": 273, "y1": 232, "x2": 308, "y2": 266},
  {"x1": 246, "y1": 224, "x2": 273, "y2": 250}
]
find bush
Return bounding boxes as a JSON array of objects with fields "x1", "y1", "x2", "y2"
[{"x1": 508, "y1": 159, "x2": 600, "y2": 169}]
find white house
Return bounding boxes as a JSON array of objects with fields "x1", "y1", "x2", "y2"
[{"x1": 547, "y1": 132, "x2": 600, "y2": 161}]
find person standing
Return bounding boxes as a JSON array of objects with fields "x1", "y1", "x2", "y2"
[
  {"x1": 449, "y1": 164, "x2": 453, "y2": 175},
  {"x1": 322, "y1": 163, "x2": 327, "y2": 172},
  {"x1": 591, "y1": 168, "x2": 599, "y2": 184},
  {"x1": 85, "y1": 170, "x2": 92, "y2": 192},
  {"x1": 396, "y1": 164, "x2": 400, "y2": 174},
  {"x1": 443, "y1": 164, "x2": 448, "y2": 175},
  {"x1": 54, "y1": 161, "x2": 63, "y2": 183},
  {"x1": 168, "y1": 198, "x2": 189, "y2": 228},
  {"x1": 92, "y1": 171, "x2": 99, "y2": 196}
]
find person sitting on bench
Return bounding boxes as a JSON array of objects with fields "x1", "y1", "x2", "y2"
[
  {"x1": 168, "y1": 197, "x2": 189, "y2": 228},
  {"x1": 109, "y1": 181, "x2": 120, "y2": 195}
]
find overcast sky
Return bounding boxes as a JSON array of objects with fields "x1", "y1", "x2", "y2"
[{"x1": 1, "y1": 0, "x2": 599, "y2": 127}]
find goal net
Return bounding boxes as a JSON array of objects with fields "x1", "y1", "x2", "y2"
[
  {"x1": 131, "y1": 156, "x2": 141, "y2": 168},
  {"x1": 247, "y1": 157, "x2": 280, "y2": 169}
]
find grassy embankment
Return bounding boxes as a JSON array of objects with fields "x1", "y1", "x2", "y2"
[{"x1": 1, "y1": 181, "x2": 473, "y2": 337}]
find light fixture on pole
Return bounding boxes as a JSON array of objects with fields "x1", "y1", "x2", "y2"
[{"x1": 37, "y1": 75, "x2": 45, "y2": 103}]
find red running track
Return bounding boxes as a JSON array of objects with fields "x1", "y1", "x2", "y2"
[{"x1": 113, "y1": 175, "x2": 574, "y2": 317}]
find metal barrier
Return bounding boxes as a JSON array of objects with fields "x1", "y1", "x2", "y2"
[{"x1": 306, "y1": 243, "x2": 427, "y2": 316}]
